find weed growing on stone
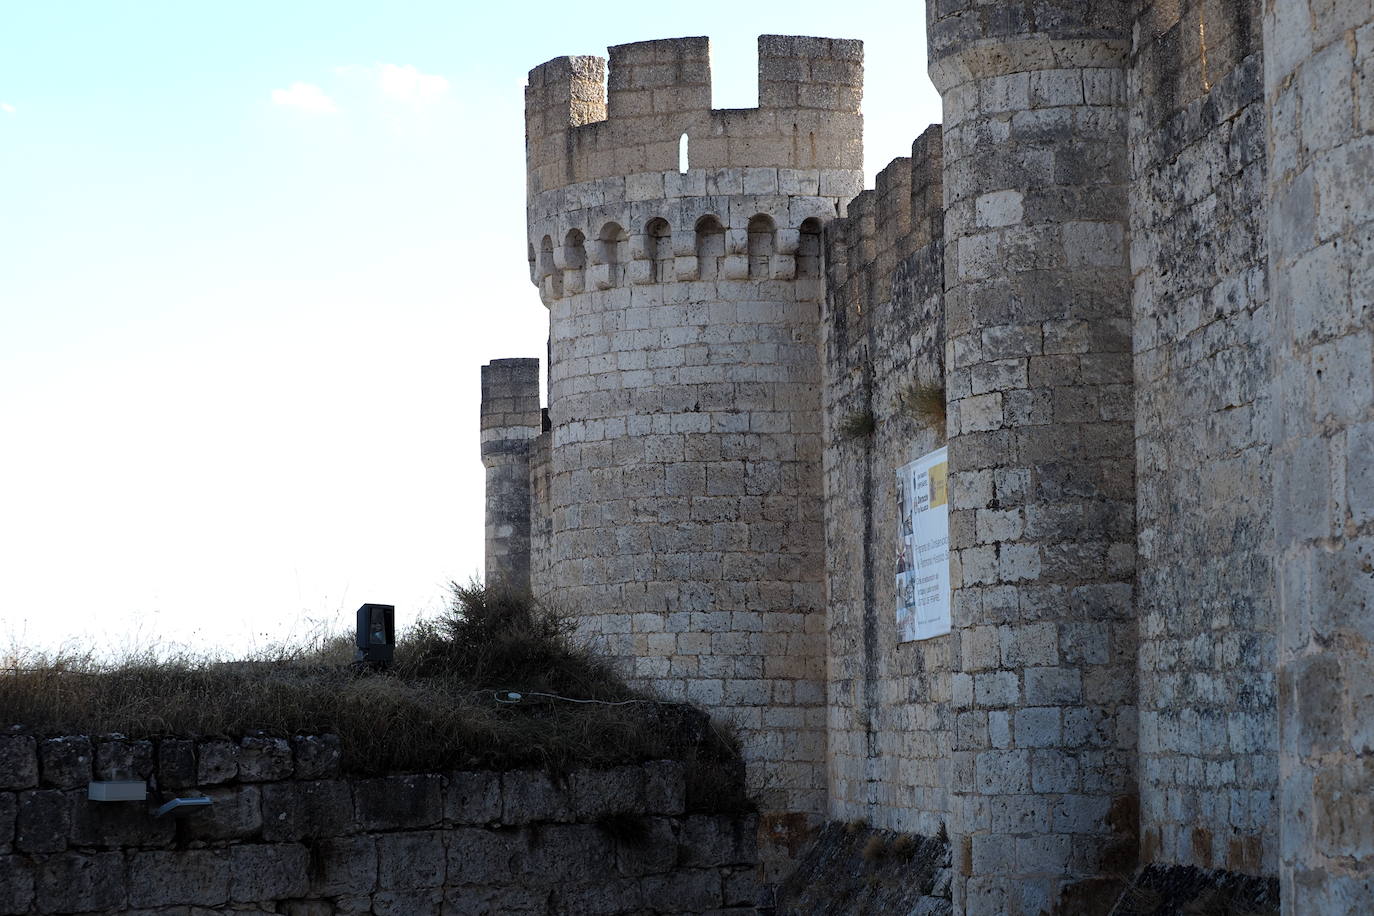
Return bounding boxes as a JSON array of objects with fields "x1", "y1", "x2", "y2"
[
  {"x1": 838, "y1": 409, "x2": 876, "y2": 439},
  {"x1": 894, "y1": 380, "x2": 946, "y2": 429}
]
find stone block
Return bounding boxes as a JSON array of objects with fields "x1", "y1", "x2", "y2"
[
  {"x1": 0, "y1": 793, "x2": 13, "y2": 851},
  {"x1": 374, "y1": 887, "x2": 443, "y2": 915},
  {"x1": 230, "y1": 842, "x2": 310, "y2": 901},
  {"x1": 612, "y1": 815, "x2": 680, "y2": 876},
  {"x1": 308, "y1": 835, "x2": 378, "y2": 896},
  {"x1": 570, "y1": 765, "x2": 645, "y2": 819},
  {"x1": 377, "y1": 830, "x2": 446, "y2": 889},
  {"x1": 17, "y1": 789, "x2": 69, "y2": 853},
  {"x1": 196, "y1": 738, "x2": 239, "y2": 785},
  {"x1": 39, "y1": 737, "x2": 92, "y2": 789},
  {"x1": 445, "y1": 771, "x2": 502, "y2": 825},
  {"x1": 444, "y1": 882, "x2": 546, "y2": 916},
  {"x1": 70, "y1": 788, "x2": 176, "y2": 847},
  {"x1": 680, "y1": 814, "x2": 757, "y2": 867},
  {"x1": 0, "y1": 856, "x2": 33, "y2": 915},
  {"x1": 261, "y1": 780, "x2": 353, "y2": 841},
  {"x1": 446, "y1": 826, "x2": 523, "y2": 885},
  {"x1": 95, "y1": 737, "x2": 153, "y2": 780},
  {"x1": 0, "y1": 737, "x2": 37, "y2": 790},
  {"x1": 129, "y1": 849, "x2": 231, "y2": 907},
  {"x1": 643, "y1": 760, "x2": 686, "y2": 815},
  {"x1": 156, "y1": 738, "x2": 197, "y2": 789},
  {"x1": 238, "y1": 735, "x2": 293, "y2": 782},
  {"x1": 34, "y1": 851, "x2": 123, "y2": 912},
  {"x1": 642, "y1": 868, "x2": 724, "y2": 912},
  {"x1": 186, "y1": 784, "x2": 262, "y2": 841},
  {"x1": 354, "y1": 774, "x2": 442, "y2": 831},
  {"x1": 555, "y1": 877, "x2": 646, "y2": 915},
  {"x1": 501, "y1": 770, "x2": 573, "y2": 824}
]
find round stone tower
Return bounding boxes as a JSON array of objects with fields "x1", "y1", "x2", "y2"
[
  {"x1": 929, "y1": 3, "x2": 1138, "y2": 914},
  {"x1": 524, "y1": 35, "x2": 863, "y2": 844}
]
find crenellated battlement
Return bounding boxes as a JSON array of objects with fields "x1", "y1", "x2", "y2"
[
  {"x1": 526, "y1": 36, "x2": 863, "y2": 200},
  {"x1": 526, "y1": 168, "x2": 857, "y2": 305}
]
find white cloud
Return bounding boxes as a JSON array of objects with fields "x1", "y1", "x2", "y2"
[
  {"x1": 1, "y1": 103, "x2": 15, "y2": 115},
  {"x1": 335, "y1": 63, "x2": 453, "y2": 106},
  {"x1": 270, "y1": 82, "x2": 338, "y2": 113},
  {"x1": 375, "y1": 64, "x2": 449, "y2": 105}
]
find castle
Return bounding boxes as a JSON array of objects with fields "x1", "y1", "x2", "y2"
[{"x1": 482, "y1": 3, "x2": 1374, "y2": 913}]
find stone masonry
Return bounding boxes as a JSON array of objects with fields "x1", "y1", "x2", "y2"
[
  {"x1": 522, "y1": 36, "x2": 864, "y2": 871},
  {"x1": 929, "y1": 4, "x2": 1139, "y2": 912},
  {"x1": 485, "y1": 12, "x2": 1374, "y2": 914},
  {"x1": 0, "y1": 733, "x2": 757, "y2": 915},
  {"x1": 481, "y1": 358, "x2": 542, "y2": 590},
  {"x1": 1264, "y1": 0, "x2": 1374, "y2": 911}
]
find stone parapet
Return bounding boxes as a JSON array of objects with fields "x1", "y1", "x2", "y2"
[{"x1": 526, "y1": 36, "x2": 862, "y2": 198}]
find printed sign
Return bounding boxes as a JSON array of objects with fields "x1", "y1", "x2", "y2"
[{"x1": 895, "y1": 447, "x2": 951, "y2": 642}]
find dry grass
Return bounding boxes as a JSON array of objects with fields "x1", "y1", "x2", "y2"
[
  {"x1": 838, "y1": 409, "x2": 876, "y2": 439},
  {"x1": 894, "y1": 380, "x2": 946, "y2": 429},
  {"x1": 862, "y1": 834, "x2": 889, "y2": 862},
  {"x1": 0, "y1": 584, "x2": 744, "y2": 791}
]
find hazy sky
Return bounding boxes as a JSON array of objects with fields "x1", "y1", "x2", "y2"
[{"x1": 0, "y1": 1, "x2": 941, "y2": 655}]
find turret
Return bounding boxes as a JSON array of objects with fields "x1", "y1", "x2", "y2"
[
  {"x1": 522, "y1": 34, "x2": 863, "y2": 874},
  {"x1": 480, "y1": 359, "x2": 542, "y2": 592}
]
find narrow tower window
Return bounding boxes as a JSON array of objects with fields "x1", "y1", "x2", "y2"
[
  {"x1": 798, "y1": 218, "x2": 823, "y2": 278},
  {"x1": 645, "y1": 218, "x2": 672, "y2": 282},
  {"x1": 679, "y1": 133, "x2": 689, "y2": 174},
  {"x1": 695, "y1": 215, "x2": 725, "y2": 280},
  {"x1": 747, "y1": 214, "x2": 776, "y2": 279}
]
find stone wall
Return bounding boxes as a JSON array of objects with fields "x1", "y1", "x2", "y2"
[
  {"x1": 0, "y1": 734, "x2": 757, "y2": 915},
  {"x1": 1263, "y1": 0, "x2": 1374, "y2": 910},
  {"x1": 1127, "y1": 0, "x2": 1278, "y2": 876},
  {"x1": 481, "y1": 359, "x2": 543, "y2": 590},
  {"x1": 820, "y1": 126, "x2": 950, "y2": 837}
]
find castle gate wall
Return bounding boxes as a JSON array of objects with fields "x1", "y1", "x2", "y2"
[
  {"x1": 1127, "y1": 0, "x2": 1279, "y2": 876},
  {"x1": 819, "y1": 127, "x2": 952, "y2": 836}
]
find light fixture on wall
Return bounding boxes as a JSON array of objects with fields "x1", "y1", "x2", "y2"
[{"x1": 355, "y1": 603, "x2": 395, "y2": 669}]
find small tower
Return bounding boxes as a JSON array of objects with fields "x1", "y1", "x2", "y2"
[
  {"x1": 523, "y1": 35, "x2": 863, "y2": 862},
  {"x1": 479, "y1": 358, "x2": 542, "y2": 591}
]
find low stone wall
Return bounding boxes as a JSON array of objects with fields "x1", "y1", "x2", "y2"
[{"x1": 0, "y1": 734, "x2": 758, "y2": 915}]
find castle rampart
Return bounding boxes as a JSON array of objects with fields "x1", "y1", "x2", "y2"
[
  {"x1": 821, "y1": 126, "x2": 950, "y2": 838},
  {"x1": 486, "y1": 12, "x2": 1374, "y2": 913}
]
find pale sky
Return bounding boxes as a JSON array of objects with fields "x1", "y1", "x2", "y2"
[{"x1": 0, "y1": 1, "x2": 940, "y2": 656}]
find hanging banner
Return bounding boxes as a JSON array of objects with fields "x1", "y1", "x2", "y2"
[{"x1": 895, "y1": 446, "x2": 951, "y2": 642}]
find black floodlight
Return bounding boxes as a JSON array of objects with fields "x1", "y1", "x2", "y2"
[{"x1": 355, "y1": 603, "x2": 395, "y2": 669}]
